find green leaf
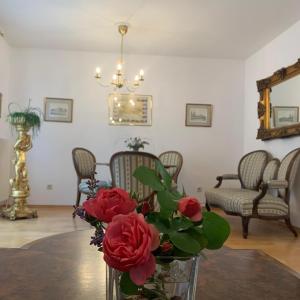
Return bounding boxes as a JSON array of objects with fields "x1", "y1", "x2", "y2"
[
  {"x1": 133, "y1": 166, "x2": 164, "y2": 191},
  {"x1": 157, "y1": 190, "x2": 178, "y2": 218},
  {"x1": 202, "y1": 212, "x2": 230, "y2": 249},
  {"x1": 170, "y1": 217, "x2": 193, "y2": 231},
  {"x1": 120, "y1": 272, "x2": 140, "y2": 295},
  {"x1": 155, "y1": 160, "x2": 172, "y2": 189},
  {"x1": 186, "y1": 227, "x2": 208, "y2": 249},
  {"x1": 169, "y1": 232, "x2": 201, "y2": 254},
  {"x1": 147, "y1": 212, "x2": 171, "y2": 234}
]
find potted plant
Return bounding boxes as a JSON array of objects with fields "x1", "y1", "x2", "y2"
[
  {"x1": 7, "y1": 101, "x2": 41, "y2": 135},
  {"x1": 75, "y1": 162, "x2": 230, "y2": 299},
  {"x1": 125, "y1": 137, "x2": 149, "y2": 152},
  {"x1": 2, "y1": 100, "x2": 41, "y2": 220}
]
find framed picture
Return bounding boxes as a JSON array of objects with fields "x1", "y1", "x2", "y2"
[
  {"x1": 185, "y1": 103, "x2": 213, "y2": 127},
  {"x1": 108, "y1": 94, "x2": 152, "y2": 126},
  {"x1": 273, "y1": 106, "x2": 299, "y2": 128},
  {"x1": 44, "y1": 98, "x2": 73, "y2": 123},
  {"x1": 0, "y1": 93, "x2": 2, "y2": 118}
]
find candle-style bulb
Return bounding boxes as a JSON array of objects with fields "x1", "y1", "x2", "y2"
[
  {"x1": 134, "y1": 75, "x2": 139, "y2": 81},
  {"x1": 95, "y1": 67, "x2": 101, "y2": 74},
  {"x1": 112, "y1": 74, "x2": 117, "y2": 80},
  {"x1": 117, "y1": 64, "x2": 122, "y2": 71},
  {"x1": 139, "y1": 69, "x2": 144, "y2": 76}
]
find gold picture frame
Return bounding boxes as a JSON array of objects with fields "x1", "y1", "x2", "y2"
[
  {"x1": 185, "y1": 103, "x2": 213, "y2": 127},
  {"x1": 108, "y1": 94, "x2": 152, "y2": 126},
  {"x1": 44, "y1": 98, "x2": 73, "y2": 123}
]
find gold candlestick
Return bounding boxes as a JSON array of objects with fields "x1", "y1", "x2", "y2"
[{"x1": 2, "y1": 124, "x2": 37, "y2": 220}]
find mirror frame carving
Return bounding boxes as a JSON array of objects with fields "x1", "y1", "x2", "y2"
[{"x1": 256, "y1": 58, "x2": 300, "y2": 140}]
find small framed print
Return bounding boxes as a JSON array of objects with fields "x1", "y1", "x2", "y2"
[
  {"x1": 273, "y1": 106, "x2": 299, "y2": 128},
  {"x1": 44, "y1": 98, "x2": 73, "y2": 123},
  {"x1": 108, "y1": 93, "x2": 152, "y2": 126},
  {"x1": 185, "y1": 103, "x2": 213, "y2": 127}
]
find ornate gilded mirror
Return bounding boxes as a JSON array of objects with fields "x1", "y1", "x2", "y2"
[{"x1": 257, "y1": 58, "x2": 300, "y2": 140}]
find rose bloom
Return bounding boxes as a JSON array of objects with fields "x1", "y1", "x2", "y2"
[
  {"x1": 161, "y1": 241, "x2": 173, "y2": 253},
  {"x1": 83, "y1": 188, "x2": 136, "y2": 223},
  {"x1": 103, "y1": 212, "x2": 160, "y2": 285},
  {"x1": 178, "y1": 197, "x2": 202, "y2": 222}
]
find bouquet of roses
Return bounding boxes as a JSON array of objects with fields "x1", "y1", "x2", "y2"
[{"x1": 76, "y1": 161, "x2": 230, "y2": 298}]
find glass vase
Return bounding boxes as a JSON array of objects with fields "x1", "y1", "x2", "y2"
[{"x1": 106, "y1": 256, "x2": 200, "y2": 300}]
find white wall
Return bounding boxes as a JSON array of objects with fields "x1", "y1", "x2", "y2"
[
  {"x1": 244, "y1": 20, "x2": 300, "y2": 227},
  {"x1": 0, "y1": 36, "x2": 12, "y2": 202},
  {"x1": 10, "y1": 48, "x2": 244, "y2": 205}
]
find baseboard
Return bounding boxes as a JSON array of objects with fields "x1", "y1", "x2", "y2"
[{"x1": 28, "y1": 204, "x2": 74, "y2": 208}]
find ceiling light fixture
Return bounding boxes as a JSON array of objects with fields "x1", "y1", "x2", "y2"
[{"x1": 94, "y1": 23, "x2": 144, "y2": 93}]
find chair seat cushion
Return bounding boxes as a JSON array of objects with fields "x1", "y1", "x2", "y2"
[
  {"x1": 79, "y1": 180, "x2": 111, "y2": 195},
  {"x1": 205, "y1": 188, "x2": 288, "y2": 217}
]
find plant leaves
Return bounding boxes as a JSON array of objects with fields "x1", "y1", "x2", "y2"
[
  {"x1": 133, "y1": 166, "x2": 164, "y2": 191},
  {"x1": 147, "y1": 212, "x2": 171, "y2": 234},
  {"x1": 120, "y1": 272, "x2": 140, "y2": 295},
  {"x1": 157, "y1": 190, "x2": 178, "y2": 218},
  {"x1": 155, "y1": 160, "x2": 172, "y2": 189},
  {"x1": 169, "y1": 232, "x2": 201, "y2": 254},
  {"x1": 202, "y1": 212, "x2": 230, "y2": 249},
  {"x1": 170, "y1": 217, "x2": 193, "y2": 231},
  {"x1": 186, "y1": 227, "x2": 208, "y2": 250}
]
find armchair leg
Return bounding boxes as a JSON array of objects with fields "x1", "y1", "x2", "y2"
[
  {"x1": 205, "y1": 202, "x2": 211, "y2": 211},
  {"x1": 241, "y1": 217, "x2": 250, "y2": 239},
  {"x1": 285, "y1": 218, "x2": 298, "y2": 237},
  {"x1": 75, "y1": 190, "x2": 81, "y2": 207}
]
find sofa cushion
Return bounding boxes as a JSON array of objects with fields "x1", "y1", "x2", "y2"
[{"x1": 205, "y1": 188, "x2": 288, "y2": 217}]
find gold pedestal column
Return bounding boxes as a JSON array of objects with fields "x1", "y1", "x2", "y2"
[{"x1": 2, "y1": 124, "x2": 37, "y2": 220}]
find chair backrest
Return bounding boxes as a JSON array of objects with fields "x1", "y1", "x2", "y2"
[
  {"x1": 72, "y1": 147, "x2": 96, "y2": 180},
  {"x1": 238, "y1": 150, "x2": 269, "y2": 190},
  {"x1": 158, "y1": 151, "x2": 183, "y2": 183},
  {"x1": 110, "y1": 151, "x2": 160, "y2": 201},
  {"x1": 262, "y1": 159, "x2": 280, "y2": 183},
  {"x1": 277, "y1": 148, "x2": 300, "y2": 200}
]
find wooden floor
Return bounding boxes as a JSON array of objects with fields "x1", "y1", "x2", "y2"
[{"x1": 0, "y1": 206, "x2": 299, "y2": 274}]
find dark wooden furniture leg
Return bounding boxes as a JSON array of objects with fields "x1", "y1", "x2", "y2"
[
  {"x1": 242, "y1": 217, "x2": 250, "y2": 239},
  {"x1": 285, "y1": 218, "x2": 298, "y2": 237}
]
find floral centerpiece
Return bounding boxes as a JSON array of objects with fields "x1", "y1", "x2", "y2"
[
  {"x1": 75, "y1": 162, "x2": 230, "y2": 299},
  {"x1": 125, "y1": 137, "x2": 149, "y2": 152}
]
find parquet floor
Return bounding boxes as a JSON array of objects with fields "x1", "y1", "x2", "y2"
[{"x1": 0, "y1": 206, "x2": 299, "y2": 273}]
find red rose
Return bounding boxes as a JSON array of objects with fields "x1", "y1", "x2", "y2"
[
  {"x1": 178, "y1": 197, "x2": 202, "y2": 222},
  {"x1": 161, "y1": 241, "x2": 173, "y2": 253},
  {"x1": 141, "y1": 201, "x2": 151, "y2": 216},
  {"x1": 103, "y1": 213, "x2": 160, "y2": 285},
  {"x1": 83, "y1": 188, "x2": 136, "y2": 223}
]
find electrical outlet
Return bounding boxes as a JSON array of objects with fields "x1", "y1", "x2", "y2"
[
  {"x1": 196, "y1": 187, "x2": 202, "y2": 193},
  {"x1": 47, "y1": 184, "x2": 53, "y2": 190}
]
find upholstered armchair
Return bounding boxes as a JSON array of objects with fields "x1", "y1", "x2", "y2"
[
  {"x1": 206, "y1": 149, "x2": 300, "y2": 238},
  {"x1": 158, "y1": 151, "x2": 183, "y2": 183},
  {"x1": 109, "y1": 151, "x2": 160, "y2": 203}
]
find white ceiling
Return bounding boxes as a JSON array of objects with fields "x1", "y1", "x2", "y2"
[{"x1": 1, "y1": 0, "x2": 300, "y2": 59}]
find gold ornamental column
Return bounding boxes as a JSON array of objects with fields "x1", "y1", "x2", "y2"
[{"x1": 2, "y1": 124, "x2": 37, "y2": 220}]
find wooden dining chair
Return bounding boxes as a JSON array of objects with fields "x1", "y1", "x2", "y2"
[
  {"x1": 72, "y1": 147, "x2": 104, "y2": 209},
  {"x1": 159, "y1": 151, "x2": 183, "y2": 183}
]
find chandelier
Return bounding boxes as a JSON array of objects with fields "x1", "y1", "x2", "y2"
[{"x1": 94, "y1": 24, "x2": 144, "y2": 93}]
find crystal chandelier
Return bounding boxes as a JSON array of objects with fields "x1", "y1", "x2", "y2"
[{"x1": 94, "y1": 24, "x2": 144, "y2": 93}]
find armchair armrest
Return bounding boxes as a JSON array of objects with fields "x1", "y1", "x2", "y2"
[
  {"x1": 252, "y1": 180, "x2": 289, "y2": 215},
  {"x1": 95, "y1": 162, "x2": 110, "y2": 166},
  {"x1": 264, "y1": 180, "x2": 288, "y2": 189},
  {"x1": 215, "y1": 174, "x2": 239, "y2": 188}
]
